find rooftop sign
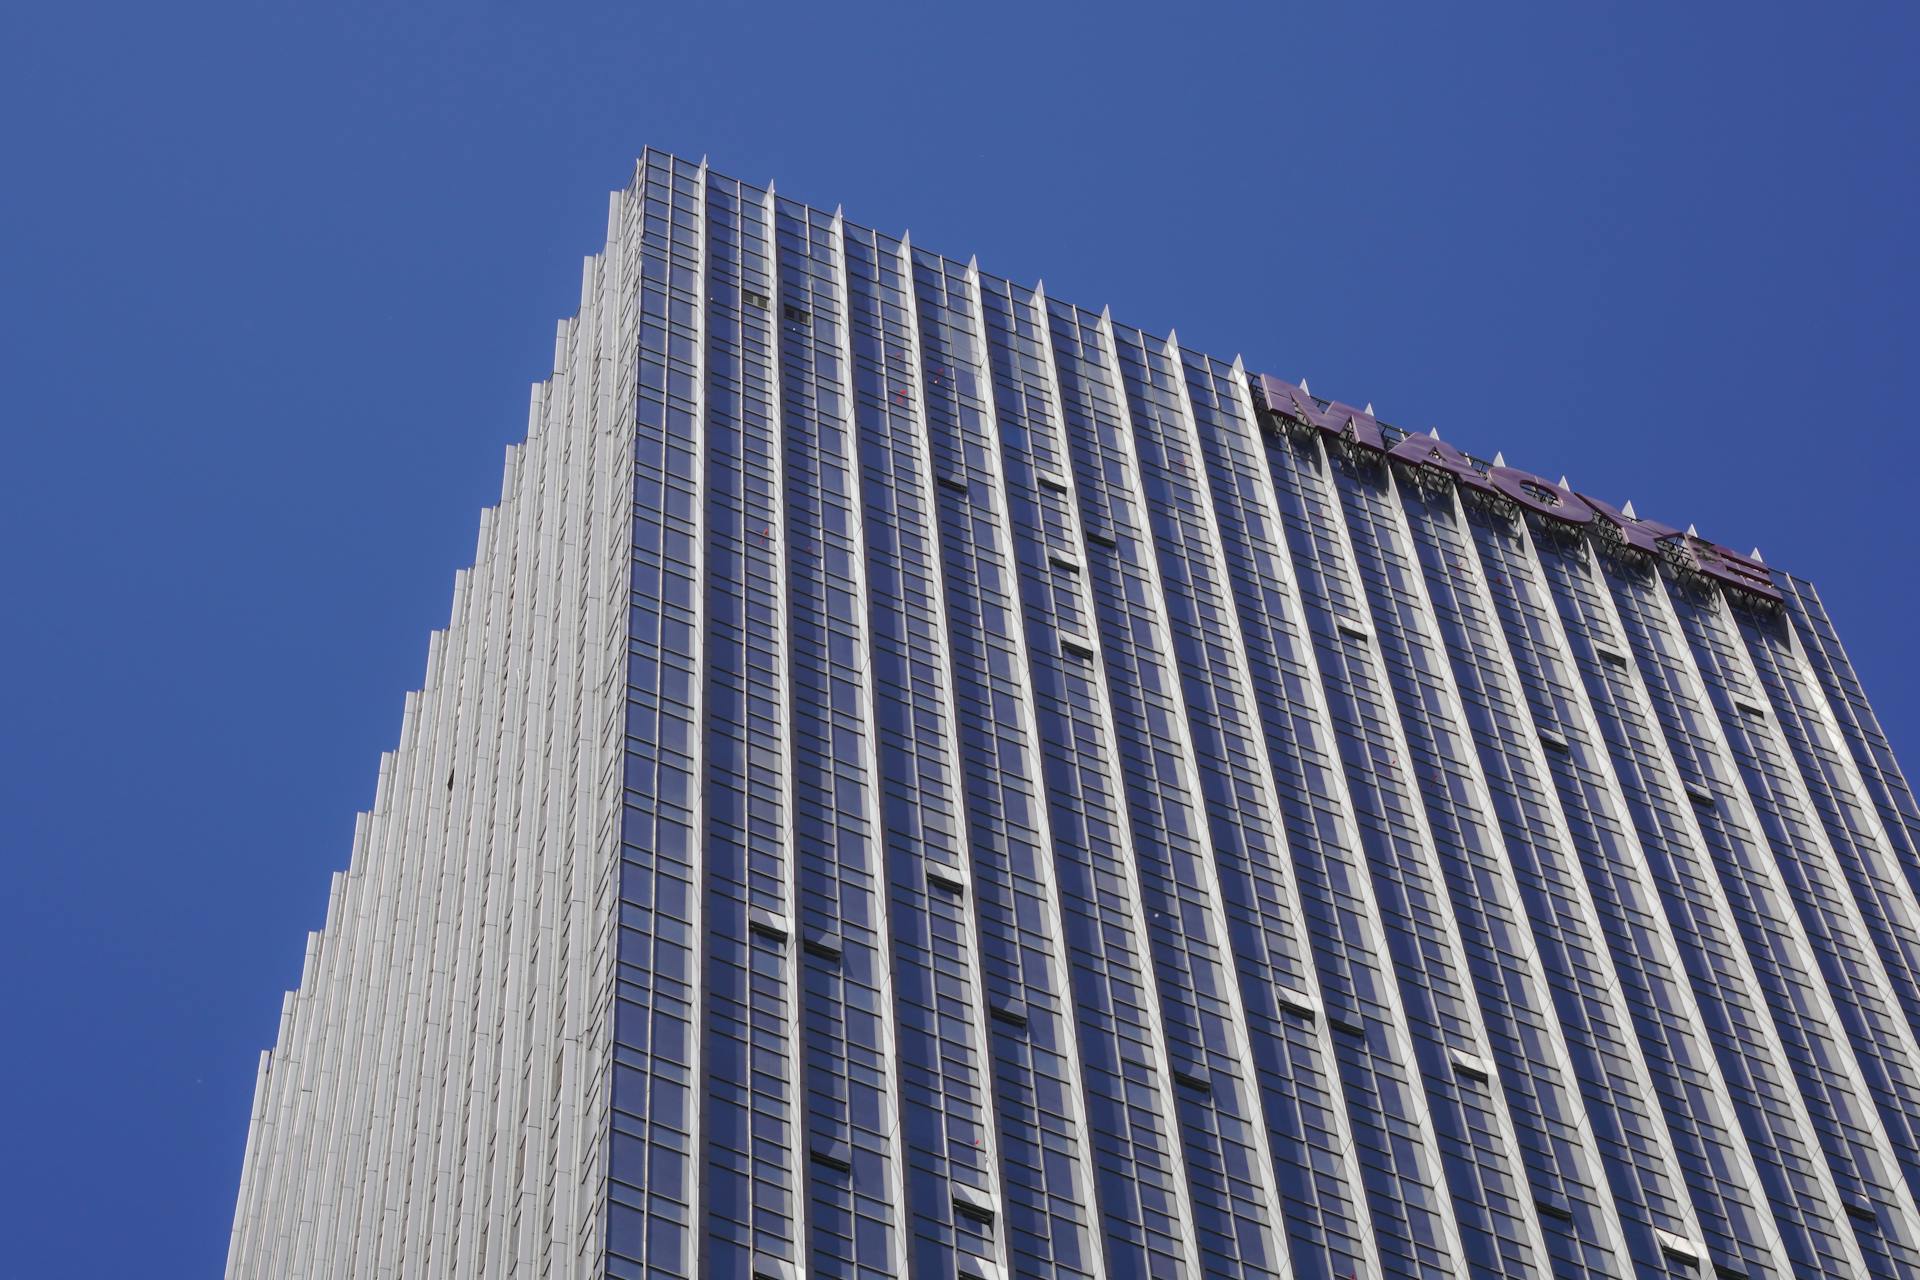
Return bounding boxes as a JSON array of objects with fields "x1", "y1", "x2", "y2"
[{"x1": 1249, "y1": 372, "x2": 1779, "y2": 604}]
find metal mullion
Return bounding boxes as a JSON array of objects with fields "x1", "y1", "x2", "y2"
[
  {"x1": 758, "y1": 181, "x2": 807, "y2": 1274},
  {"x1": 827, "y1": 206, "x2": 911, "y2": 1279},
  {"x1": 1033, "y1": 295, "x2": 1206, "y2": 1280},
  {"x1": 894, "y1": 233, "x2": 1009, "y2": 1280},
  {"x1": 767, "y1": 185, "x2": 820, "y2": 1280},
  {"x1": 1653, "y1": 574, "x2": 1920, "y2": 1265},
  {"x1": 1166, "y1": 351, "x2": 1384, "y2": 1272},
  {"x1": 1236, "y1": 397, "x2": 1468, "y2": 1280},
  {"x1": 930, "y1": 260, "x2": 1106, "y2": 1279},
  {"x1": 1570, "y1": 544, "x2": 1872, "y2": 1276},
  {"x1": 1745, "y1": 608, "x2": 1920, "y2": 1044},
  {"x1": 1337, "y1": 458, "x2": 1599, "y2": 1273},
  {"x1": 335, "y1": 675, "x2": 430, "y2": 1278},
  {"x1": 1780, "y1": 576, "x2": 1920, "y2": 895},
  {"x1": 1101, "y1": 323, "x2": 1295, "y2": 1277},
  {"x1": 1449, "y1": 489, "x2": 1748, "y2": 1272},
  {"x1": 1308, "y1": 431, "x2": 1545, "y2": 1273},
  {"x1": 376, "y1": 565, "x2": 472, "y2": 1278},
  {"x1": 1183, "y1": 355, "x2": 1383, "y2": 1273}
]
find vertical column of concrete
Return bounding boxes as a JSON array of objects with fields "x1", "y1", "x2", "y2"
[
  {"x1": 1016, "y1": 292, "x2": 1204, "y2": 1280},
  {"x1": 1653, "y1": 575, "x2": 1920, "y2": 1271},
  {"x1": 356, "y1": 539, "x2": 464, "y2": 1275},
  {"x1": 386, "y1": 420, "x2": 508, "y2": 1274},
  {"x1": 566, "y1": 204, "x2": 621, "y2": 1279},
  {"x1": 846, "y1": 227, "x2": 1003, "y2": 1280},
  {"x1": 764, "y1": 196, "x2": 908, "y2": 1280},
  {"x1": 909, "y1": 255, "x2": 1105, "y2": 1280},
  {"x1": 533, "y1": 271, "x2": 580, "y2": 1280},
  {"x1": 1170, "y1": 352, "x2": 1381, "y2": 1272},
  {"x1": 227, "y1": 170, "x2": 646, "y2": 1280},
  {"x1": 761, "y1": 181, "x2": 815, "y2": 1280},
  {"x1": 761, "y1": 181, "x2": 808, "y2": 1280},
  {"x1": 687, "y1": 172, "x2": 805, "y2": 1279},
  {"x1": 599, "y1": 150, "x2": 708, "y2": 1279},
  {"x1": 414, "y1": 301, "x2": 546, "y2": 1275},
  {"x1": 1740, "y1": 607, "x2": 1920, "y2": 1050},
  {"x1": 392, "y1": 503, "x2": 493, "y2": 1277},
  {"x1": 1565, "y1": 543, "x2": 1871, "y2": 1275},
  {"x1": 454, "y1": 421, "x2": 531, "y2": 1280},
  {"x1": 341, "y1": 675, "x2": 439, "y2": 1274},
  {"x1": 266, "y1": 815, "x2": 368, "y2": 1273},
  {"x1": 227, "y1": 1048, "x2": 273, "y2": 1270},
  {"x1": 273, "y1": 870, "x2": 346, "y2": 1273},
  {"x1": 515, "y1": 323, "x2": 568, "y2": 1278},
  {"x1": 1777, "y1": 575, "x2": 1920, "y2": 899},
  {"x1": 1260, "y1": 415, "x2": 1497, "y2": 1276},
  {"x1": 830, "y1": 210, "x2": 910, "y2": 1279},
  {"x1": 1431, "y1": 485, "x2": 1745, "y2": 1272},
  {"x1": 571, "y1": 174, "x2": 645, "y2": 1279},
  {"x1": 1089, "y1": 320, "x2": 1293, "y2": 1279},
  {"x1": 458, "y1": 332, "x2": 582, "y2": 1275},
  {"x1": 363, "y1": 600, "x2": 460, "y2": 1279},
  {"x1": 1216, "y1": 373, "x2": 1467, "y2": 1280},
  {"x1": 1325, "y1": 451, "x2": 1585, "y2": 1274},
  {"x1": 543, "y1": 306, "x2": 589, "y2": 1278},
  {"x1": 521, "y1": 254, "x2": 604, "y2": 1280},
  {"x1": 268, "y1": 925, "x2": 329, "y2": 1274}
]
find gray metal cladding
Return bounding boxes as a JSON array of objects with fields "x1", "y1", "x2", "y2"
[{"x1": 229, "y1": 150, "x2": 1920, "y2": 1280}]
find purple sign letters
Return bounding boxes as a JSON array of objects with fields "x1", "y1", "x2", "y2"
[{"x1": 1250, "y1": 372, "x2": 1781, "y2": 603}]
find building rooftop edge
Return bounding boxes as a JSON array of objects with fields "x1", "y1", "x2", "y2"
[{"x1": 624, "y1": 146, "x2": 1787, "y2": 590}]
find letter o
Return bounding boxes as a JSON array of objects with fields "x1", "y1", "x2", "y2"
[{"x1": 1490, "y1": 468, "x2": 1593, "y2": 526}]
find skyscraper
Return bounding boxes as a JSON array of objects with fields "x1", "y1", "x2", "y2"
[{"x1": 226, "y1": 149, "x2": 1920, "y2": 1280}]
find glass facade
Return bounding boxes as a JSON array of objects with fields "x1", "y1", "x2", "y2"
[{"x1": 229, "y1": 150, "x2": 1920, "y2": 1280}]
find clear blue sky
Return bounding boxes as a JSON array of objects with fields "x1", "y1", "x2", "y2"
[{"x1": 2, "y1": 2, "x2": 1915, "y2": 1273}]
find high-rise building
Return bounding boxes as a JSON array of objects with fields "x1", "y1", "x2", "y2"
[{"x1": 227, "y1": 149, "x2": 1920, "y2": 1280}]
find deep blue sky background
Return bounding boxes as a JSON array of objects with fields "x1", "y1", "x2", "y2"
[{"x1": 3, "y1": 2, "x2": 1916, "y2": 1273}]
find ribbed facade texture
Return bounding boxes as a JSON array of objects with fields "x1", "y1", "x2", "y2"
[{"x1": 228, "y1": 150, "x2": 1920, "y2": 1280}]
